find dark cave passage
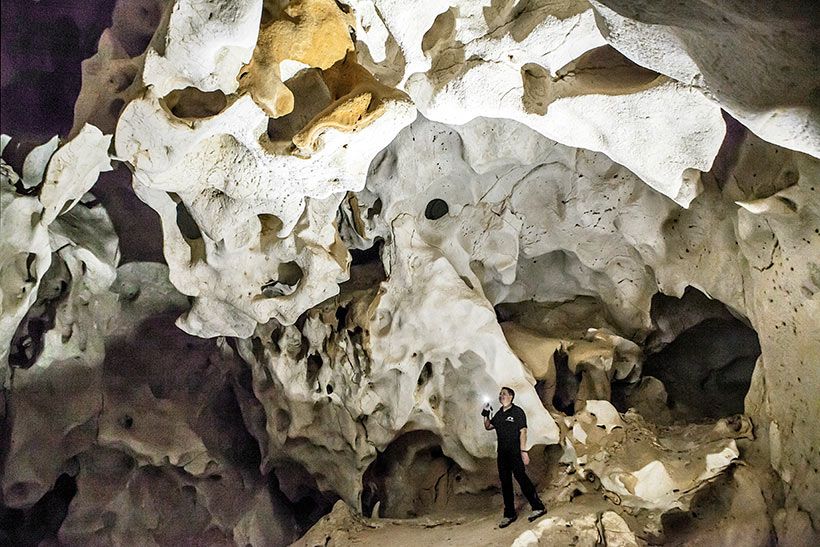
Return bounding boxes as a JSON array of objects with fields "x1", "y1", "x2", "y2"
[
  {"x1": 0, "y1": 473, "x2": 77, "y2": 547},
  {"x1": 362, "y1": 431, "x2": 458, "y2": 519},
  {"x1": 641, "y1": 288, "x2": 760, "y2": 420}
]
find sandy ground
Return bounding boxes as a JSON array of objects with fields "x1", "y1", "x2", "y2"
[{"x1": 291, "y1": 491, "x2": 641, "y2": 547}]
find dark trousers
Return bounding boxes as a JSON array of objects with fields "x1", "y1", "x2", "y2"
[{"x1": 497, "y1": 448, "x2": 544, "y2": 518}]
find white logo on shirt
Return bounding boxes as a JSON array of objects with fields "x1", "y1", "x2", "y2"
[{"x1": 506, "y1": 416, "x2": 515, "y2": 422}]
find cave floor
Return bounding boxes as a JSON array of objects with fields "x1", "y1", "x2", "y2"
[{"x1": 292, "y1": 491, "x2": 644, "y2": 546}]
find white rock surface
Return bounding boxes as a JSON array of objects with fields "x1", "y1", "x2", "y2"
[
  {"x1": 350, "y1": 0, "x2": 726, "y2": 206},
  {"x1": 142, "y1": 0, "x2": 262, "y2": 96},
  {"x1": 590, "y1": 0, "x2": 820, "y2": 158},
  {"x1": 562, "y1": 401, "x2": 749, "y2": 511},
  {"x1": 1, "y1": 129, "x2": 118, "y2": 507},
  {"x1": 1, "y1": 125, "x2": 114, "y2": 381},
  {"x1": 115, "y1": 20, "x2": 417, "y2": 336},
  {"x1": 512, "y1": 511, "x2": 638, "y2": 547}
]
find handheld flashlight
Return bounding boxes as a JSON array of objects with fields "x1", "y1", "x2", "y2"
[{"x1": 481, "y1": 395, "x2": 492, "y2": 418}]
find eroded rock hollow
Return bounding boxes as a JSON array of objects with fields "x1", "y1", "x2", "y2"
[{"x1": 1, "y1": 0, "x2": 818, "y2": 545}]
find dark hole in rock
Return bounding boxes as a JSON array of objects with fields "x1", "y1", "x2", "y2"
[
  {"x1": 417, "y1": 361, "x2": 433, "y2": 387},
  {"x1": 294, "y1": 312, "x2": 309, "y2": 331},
  {"x1": 424, "y1": 198, "x2": 449, "y2": 220},
  {"x1": 552, "y1": 348, "x2": 579, "y2": 414},
  {"x1": 335, "y1": 305, "x2": 349, "y2": 329},
  {"x1": 198, "y1": 382, "x2": 264, "y2": 470},
  {"x1": 342, "y1": 239, "x2": 386, "y2": 291},
  {"x1": 366, "y1": 197, "x2": 382, "y2": 219},
  {"x1": 494, "y1": 304, "x2": 513, "y2": 322},
  {"x1": 25, "y1": 253, "x2": 37, "y2": 282},
  {"x1": 326, "y1": 384, "x2": 334, "y2": 394},
  {"x1": 306, "y1": 353, "x2": 323, "y2": 390},
  {"x1": 148, "y1": 381, "x2": 167, "y2": 398},
  {"x1": 258, "y1": 213, "x2": 284, "y2": 245},
  {"x1": 162, "y1": 87, "x2": 227, "y2": 119},
  {"x1": 362, "y1": 431, "x2": 457, "y2": 518},
  {"x1": 350, "y1": 238, "x2": 383, "y2": 266},
  {"x1": 90, "y1": 165, "x2": 165, "y2": 263},
  {"x1": 270, "y1": 462, "x2": 340, "y2": 536},
  {"x1": 0, "y1": 473, "x2": 77, "y2": 546},
  {"x1": 9, "y1": 255, "x2": 70, "y2": 369},
  {"x1": 261, "y1": 261, "x2": 304, "y2": 298},
  {"x1": 643, "y1": 317, "x2": 759, "y2": 420},
  {"x1": 643, "y1": 286, "x2": 738, "y2": 354},
  {"x1": 250, "y1": 335, "x2": 266, "y2": 365},
  {"x1": 278, "y1": 261, "x2": 304, "y2": 285},
  {"x1": 534, "y1": 378, "x2": 553, "y2": 410},
  {"x1": 294, "y1": 333, "x2": 309, "y2": 362},
  {"x1": 9, "y1": 317, "x2": 49, "y2": 369},
  {"x1": 173, "y1": 199, "x2": 203, "y2": 241},
  {"x1": 118, "y1": 414, "x2": 134, "y2": 429},
  {"x1": 660, "y1": 472, "x2": 744, "y2": 543},
  {"x1": 639, "y1": 287, "x2": 760, "y2": 421}
]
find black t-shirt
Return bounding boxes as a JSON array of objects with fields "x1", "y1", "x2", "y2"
[{"x1": 490, "y1": 404, "x2": 527, "y2": 451}]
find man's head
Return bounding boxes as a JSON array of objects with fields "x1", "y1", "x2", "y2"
[{"x1": 499, "y1": 386, "x2": 515, "y2": 405}]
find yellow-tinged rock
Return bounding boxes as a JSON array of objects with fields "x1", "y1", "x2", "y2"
[{"x1": 239, "y1": 0, "x2": 355, "y2": 117}]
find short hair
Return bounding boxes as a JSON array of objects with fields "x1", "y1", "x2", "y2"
[{"x1": 501, "y1": 386, "x2": 515, "y2": 400}]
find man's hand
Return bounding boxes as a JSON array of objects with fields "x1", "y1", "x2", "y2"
[
  {"x1": 482, "y1": 404, "x2": 494, "y2": 430},
  {"x1": 519, "y1": 428, "x2": 529, "y2": 464}
]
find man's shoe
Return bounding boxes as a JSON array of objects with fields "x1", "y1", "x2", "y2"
[
  {"x1": 498, "y1": 515, "x2": 517, "y2": 528},
  {"x1": 528, "y1": 508, "x2": 547, "y2": 522}
]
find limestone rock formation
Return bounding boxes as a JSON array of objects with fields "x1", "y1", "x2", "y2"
[
  {"x1": 113, "y1": 4, "x2": 418, "y2": 336},
  {"x1": 560, "y1": 401, "x2": 748, "y2": 511},
  {"x1": 349, "y1": 0, "x2": 727, "y2": 207},
  {"x1": 590, "y1": 0, "x2": 820, "y2": 157},
  {"x1": 512, "y1": 511, "x2": 638, "y2": 547},
  {"x1": 1, "y1": 0, "x2": 819, "y2": 545}
]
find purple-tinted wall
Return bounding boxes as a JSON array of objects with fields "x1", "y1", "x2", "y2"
[{"x1": 1, "y1": 0, "x2": 117, "y2": 140}]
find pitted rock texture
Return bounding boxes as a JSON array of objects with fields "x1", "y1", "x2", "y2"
[
  {"x1": 590, "y1": 0, "x2": 820, "y2": 157},
  {"x1": 113, "y1": 7, "x2": 418, "y2": 336}
]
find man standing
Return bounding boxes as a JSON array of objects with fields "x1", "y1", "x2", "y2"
[{"x1": 482, "y1": 386, "x2": 547, "y2": 528}]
